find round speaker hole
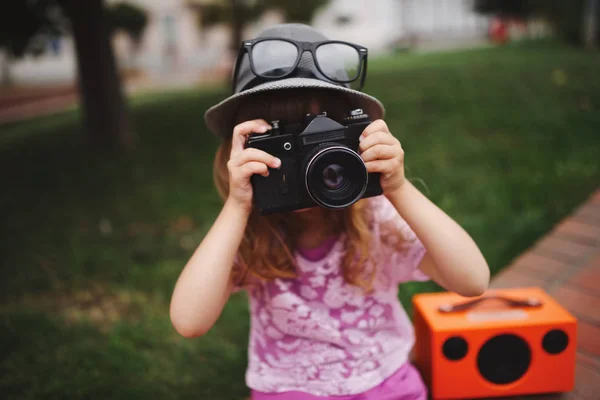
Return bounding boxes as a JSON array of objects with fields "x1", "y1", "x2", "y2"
[
  {"x1": 477, "y1": 333, "x2": 531, "y2": 385},
  {"x1": 542, "y1": 329, "x2": 569, "y2": 354},
  {"x1": 442, "y1": 336, "x2": 468, "y2": 361}
]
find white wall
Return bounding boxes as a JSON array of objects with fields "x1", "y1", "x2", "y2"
[
  {"x1": 6, "y1": 0, "x2": 491, "y2": 87},
  {"x1": 8, "y1": 37, "x2": 77, "y2": 85},
  {"x1": 312, "y1": 0, "x2": 404, "y2": 54},
  {"x1": 312, "y1": 0, "x2": 490, "y2": 52},
  {"x1": 112, "y1": 0, "x2": 204, "y2": 73},
  {"x1": 7, "y1": 0, "x2": 210, "y2": 86},
  {"x1": 400, "y1": 0, "x2": 489, "y2": 39}
]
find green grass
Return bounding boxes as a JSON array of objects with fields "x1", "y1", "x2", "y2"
[{"x1": 1, "y1": 40, "x2": 600, "y2": 399}]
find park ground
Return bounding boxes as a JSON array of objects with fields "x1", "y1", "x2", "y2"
[{"x1": 0, "y1": 40, "x2": 599, "y2": 399}]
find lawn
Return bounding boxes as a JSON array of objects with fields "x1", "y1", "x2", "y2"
[{"x1": 1, "y1": 41, "x2": 599, "y2": 399}]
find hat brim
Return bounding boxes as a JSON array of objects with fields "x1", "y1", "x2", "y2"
[{"x1": 203, "y1": 77, "x2": 385, "y2": 139}]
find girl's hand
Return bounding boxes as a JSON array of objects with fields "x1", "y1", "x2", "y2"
[
  {"x1": 359, "y1": 119, "x2": 406, "y2": 196},
  {"x1": 227, "y1": 119, "x2": 281, "y2": 213}
]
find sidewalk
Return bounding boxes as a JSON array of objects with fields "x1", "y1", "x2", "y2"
[
  {"x1": 0, "y1": 90, "x2": 78, "y2": 123},
  {"x1": 0, "y1": 70, "x2": 226, "y2": 125},
  {"x1": 490, "y1": 189, "x2": 600, "y2": 400}
]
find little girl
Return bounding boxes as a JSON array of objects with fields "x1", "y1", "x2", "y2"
[{"x1": 170, "y1": 24, "x2": 490, "y2": 399}]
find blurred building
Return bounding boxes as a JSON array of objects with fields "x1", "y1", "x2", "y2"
[
  {"x1": 2, "y1": 0, "x2": 551, "y2": 89},
  {"x1": 2, "y1": 0, "x2": 225, "y2": 87},
  {"x1": 313, "y1": 0, "x2": 491, "y2": 54},
  {"x1": 112, "y1": 0, "x2": 206, "y2": 77},
  {"x1": 3, "y1": 0, "x2": 287, "y2": 88}
]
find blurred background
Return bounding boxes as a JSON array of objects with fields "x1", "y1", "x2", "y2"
[{"x1": 1, "y1": 1, "x2": 599, "y2": 399}]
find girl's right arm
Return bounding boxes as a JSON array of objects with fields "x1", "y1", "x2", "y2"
[
  {"x1": 169, "y1": 198, "x2": 250, "y2": 338},
  {"x1": 169, "y1": 119, "x2": 279, "y2": 338}
]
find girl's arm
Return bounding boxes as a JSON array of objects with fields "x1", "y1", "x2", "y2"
[
  {"x1": 170, "y1": 118, "x2": 278, "y2": 338},
  {"x1": 169, "y1": 198, "x2": 250, "y2": 338},
  {"x1": 387, "y1": 180, "x2": 490, "y2": 297},
  {"x1": 359, "y1": 119, "x2": 489, "y2": 297}
]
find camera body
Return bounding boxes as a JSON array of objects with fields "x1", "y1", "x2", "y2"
[{"x1": 245, "y1": 109, "x2": 383, "y2": 215}]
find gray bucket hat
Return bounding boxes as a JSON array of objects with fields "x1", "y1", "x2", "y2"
[{"x1": 203, "y1": 23, "x2": 385, "y2": 139}]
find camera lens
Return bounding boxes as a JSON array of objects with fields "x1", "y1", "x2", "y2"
[
  {"x1": 304, "y1": 145, "x2": 368, "y2": 209},
  {"x1": 322, "y1": 164, "x2": 346, "y2": 190}
]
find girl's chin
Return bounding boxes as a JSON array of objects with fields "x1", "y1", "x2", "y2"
[
  {"x1": 292, "y1": 206, "x2": 323, "y2": 214},
  {"x1": 292, "y1": 208, "x2": 313, "y2": 213}
]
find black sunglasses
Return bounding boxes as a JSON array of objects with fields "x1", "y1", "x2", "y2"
[{"x1": 231, "y1": 37, "x2": 369, "y2": 93}]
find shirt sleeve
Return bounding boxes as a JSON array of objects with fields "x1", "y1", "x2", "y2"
[{"x1": 370, "y1": 195, "x2": 429, "y2": 284}]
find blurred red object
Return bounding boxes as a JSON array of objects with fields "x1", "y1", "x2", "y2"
[{"x1": 489, "y1": 17, "x2": 508, "y2": 44}]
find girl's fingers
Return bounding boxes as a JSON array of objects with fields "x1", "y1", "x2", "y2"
[
  {"x1": 360, "y1": 119, "x2": 389, "y2": 139},
  {"x1": 230, "y1": 161, "x2": 270, "y2": 182},
  {"x1": 230, "y1": 148, "x2": 281, "y2": 169},
  {"x1": 365, "y1": 157, "x2": 402, "y2": 175},
  {"x1": 365, "y1": 160, "x2": 387, "y2": 173},
  {"x1": 230, "y1": 119, "x2": 272, "y2": 158},
  {"x1": 364, "y1": 159, "x2": 389, "y2": 174},
  {"x1": 240, "y1": 161, "x2": 270, "y2": 178},
  {"x1": 359, "y1": 131, "x2": 397, "y2": 153},
  {"x1": 360, "y1": 143, "x2": 397, "y2": 163}
]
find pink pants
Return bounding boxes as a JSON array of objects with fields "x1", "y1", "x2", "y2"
[{"x1": 251, "y1": 362, "x2": 428, "y2": 400}]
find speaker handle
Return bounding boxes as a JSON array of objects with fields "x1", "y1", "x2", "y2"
[{"x1": 437, "y1": 294, "x2": 543, "y2": 313}]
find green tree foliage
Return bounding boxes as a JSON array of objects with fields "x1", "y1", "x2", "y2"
[
  {"x1": 0, "y1": 0, "x2": 147, "y2": 149},
  {"x1": 474, "y1": 0, "x2": 598, "y2": 45},
  {"x1": 474, "y1": 0, "x2": 539, "y2": 17},
  {"x1": 261, "y1": 0, "x2": 330, "y2": 24},
  {"x1": 0, "y1": 0, "x2": 64, "y2": 58},
  {"x1": 108, "y1": 2, "x2": 149, "y2": 46},
  {"x1": 198, "y1": 0, "x2": 328, "y2": 26},
  {"x1": 193, "y1": 0, "x2": 330, "y2": 51},
  {"x1": 0, "y1": 1, "x2": 148, "y2": 59}
]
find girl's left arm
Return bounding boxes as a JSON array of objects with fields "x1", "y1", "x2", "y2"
[
  {"x1": 387, "y1": 180, "x2": 490, "y2": 297},
  {"x1": 359, "y1": 119, "x2": 490, "y2": 297}
]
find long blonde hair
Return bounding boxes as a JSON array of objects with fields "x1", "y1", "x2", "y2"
[{"x1": 212, "y1": 88, "x2": 377, "y2": 290}]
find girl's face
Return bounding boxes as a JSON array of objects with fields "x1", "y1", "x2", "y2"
[{"x1": 309, "y1": 100, "x2": 321, "y2": 115}]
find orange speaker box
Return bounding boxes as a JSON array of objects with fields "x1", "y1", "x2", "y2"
[{"x1": 412, "y1": 287, "x2": 577, "y2": 399}]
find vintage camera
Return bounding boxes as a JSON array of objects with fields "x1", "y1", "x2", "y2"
[{"x1": 245, "y1": 109, "x2": 383, "y2": 215}]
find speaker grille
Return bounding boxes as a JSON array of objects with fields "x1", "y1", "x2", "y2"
[
  {"x1": 543, "y1": 329, "x2": 569, "y2": 354},
  {"x1": 442, "y1": 336, "x2": 468, "y2": 361},
  {"x1": 477, "y1": 334, "x2": 531, "y2": 385}
]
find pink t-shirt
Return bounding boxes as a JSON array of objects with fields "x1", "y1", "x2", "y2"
[{"x1": 236, "y1": 195, "x2": 429, "y2": 397}]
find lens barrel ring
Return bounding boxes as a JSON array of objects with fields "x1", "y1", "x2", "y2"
[{"x1": 303, "y1": 143, "x2": 368, "y2": 209}]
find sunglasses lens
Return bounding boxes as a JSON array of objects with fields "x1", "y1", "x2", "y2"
[
  {"x1": 251, "y1": 40, "x2": 299, "y2": 78},
  {"x1": 315, "y1": 43, "x2": 361, "y2": 85}
]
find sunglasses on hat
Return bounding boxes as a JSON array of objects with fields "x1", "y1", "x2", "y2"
[{"x1": 231, "y1": 37, "x2": 369, "y2": 94}]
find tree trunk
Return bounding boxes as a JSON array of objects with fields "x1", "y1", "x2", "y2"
[
  {"x1": 58, "y1": 0, "x2": 134, "y2": 150},
  {"x1": 0, "y1": 51, "x2": 13, "y2": 88},
  {"x1": 230, "y1": 0, "x2": 244, "y2": 54},
  {"x1": 583, "y1": 0, "x2": 599, "y2": 49}
]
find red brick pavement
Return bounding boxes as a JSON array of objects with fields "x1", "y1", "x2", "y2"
[
  {"x1": 489, "y1": 189, "x2": 600, "y2": 400},
  {"x1": 0, "y1": 70, "x2": 229, "y2": 125},
  {"x1": 0, "y1": 92, "x2": 78, "y2": 123}
]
